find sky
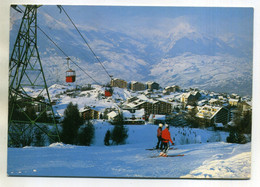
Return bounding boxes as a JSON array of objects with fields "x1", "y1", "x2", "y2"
[
  {"x1": 25, "y1": 6, "x2": 254, "y2": 43},
  {"x1": 63, "y1": 6, "x2": 252, "y2": 37},
  {"x1": 10, "y1": 6, "x2": 253, "y2": 52}
]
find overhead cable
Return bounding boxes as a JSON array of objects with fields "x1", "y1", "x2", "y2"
[{"x1": 60, "y1": 5, "x2": 112, "y2": 80}]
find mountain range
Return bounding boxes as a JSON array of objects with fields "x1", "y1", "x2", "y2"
[{"x1": 9, "y1": 6, "x2": 253, "y2": 96}]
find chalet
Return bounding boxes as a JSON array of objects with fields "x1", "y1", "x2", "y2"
[
  {"x1": 209, "y1": 98, "x2": 224, "y2": 106},
  {"x1": 196, "y1": 105, "x2": 230, "y2": 126},
  {"x1": 181, "y1": 91, "x2": 201, "y2": 105},
  {"x1": 79, "y1": 107, "x2": 99, "y2": 120},
  {"x1": 231, "y1": 93, "x2": 240, "y2": 99},
  {"x1": 130, "y1": 81, "x2": 146, "y2": 91},
  {"x1": 107, "y1": 111, "x2": 119, "y2": 122},
  {"x1": 186, "y1": 105, "x2": 195, "y2": 111},
  {"x1": 122, "y1": 109, "x2": 145, "y2": 124},
  {"x1": 238, "y1": 101, "x2": 252, "y2": 115},
  {"x1": 110, "y1": 78, "x2": 127, "y2": 89},
  {"x1": 146, "y1": 81, "x2": 160, "y2": 90},
  {"x1": 123, "y1": 95, "x2": 172, "y2": 118},
  {"x1": 229, "y1": 98, "x2": 239, "y2": 106},
  {"x1": 164, "y1": 85, "x2": 180, "y2": 94}
]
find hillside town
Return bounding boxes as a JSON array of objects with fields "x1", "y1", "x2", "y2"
[{"x1": 45, "y1": 77, "x2": 252, "y2": 132}]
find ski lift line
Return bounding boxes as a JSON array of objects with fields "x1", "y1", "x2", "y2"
[
  {"x1": 59, "y1": 6, "x2": 112, "y2": 81},
  {"x1": 37, "y1": 26, "x2": 102, "y2": 86},
  {"x1": 59, "y1": 6, "x2": 127, "y2": 98},
  {"x1": 12, "y1": 6, "x2": 101, "y2": 85},
  {"x1": 15, "y1": 6, "x2": 128, "y2": 98}
]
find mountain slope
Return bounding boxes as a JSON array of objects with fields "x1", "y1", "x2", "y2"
[
  {"x1": 9, "y1": 6, "x2": 253, "y2": 96},
  {"x1": 7, "y1": 122, "x2": 251, "y2": 178}
]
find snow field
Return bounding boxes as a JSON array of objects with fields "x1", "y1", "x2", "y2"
[
  {"x1": 7, "y1": 121, "x2": 251, "y2": 178},
  {"x1": 181, "y1": 152, "x2": 251, "y2": 178}
]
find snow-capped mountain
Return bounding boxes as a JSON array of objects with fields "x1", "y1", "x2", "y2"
[{"x1": 9, "y1": 6, "x2": 253, "y2": 96}]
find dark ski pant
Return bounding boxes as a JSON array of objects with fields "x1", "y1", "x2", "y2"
[
  {"x1": 156, "y1": 136, "x2": 162, "y2": 149},
  {"x1": 162, "y1": 142, "x2": 170, "y2": 153}
]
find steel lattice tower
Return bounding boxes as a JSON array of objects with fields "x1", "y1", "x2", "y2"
[{"x1": 9, "y1": 5, "x2": 60, "y2": 147}]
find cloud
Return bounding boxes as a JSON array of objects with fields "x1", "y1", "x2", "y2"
[
  {"x1": 110, "y1": 16, "x2": 197, "y2": 40},
  {"x1": 40, "y1": 12, "x2": 69, "y2": 30},
  {"x1": 10, "y1": 8, "x2": 23, "y2": 31}
]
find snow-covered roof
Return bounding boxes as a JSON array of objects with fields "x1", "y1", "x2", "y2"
[
  {"x1": 198, "y1": 99, "x2": 207, "y2": 106},
  {"x1": 157, "y1": 98, "x2": 171, "y2": 104},
  {"x1": 246, "y1": 101, "x2": 252, "y2": 106},
  {"x1": 209, "y1": 98, "x2": 219, "y2": 103},
  {"x1": 155, "y1": 115, "x2": 165, "y2": 120},
  {"x1": 137, "y1": 94, "x2": 149, "y2": 101},
  {"x1": 228, "y1": 121, "x2": 236, "y2": 126},
  {"x1": 125, "y1": 100, "x2": 146, "y2": 108},
  {"x1": 215, "y1": 123, "x2": 224, "y2": 128},
  {"x1": 134, "y1": 109, "x2": 145, "y2": 117},
  {"x1": 187, "y1": 105, "x2": 195, "y2": 109},
  {"x1": 149, "y1": 114, "x2": 165, "y2": 120},
  {"x1": 229, "y1": 98, "x2": 239, "y2": 102},
  {"x1": 196, "y1": 105, "x2": 223, "y2": 119},
  {"x1": 146, "y1": 81, "x2": 156, "y2": 84},
  {"x1": 107, "y1": 111, "x2": 118, "y2": 118},
  {"x1": 190, "y1": 91, "x2": 199, "y2": 96},
  {"x1": 122, "y1": 110, "x2": 132, "y2": 118},
  {"x1": 123, "y1": 109, "x2": 144, "y2": 118},
  {"x1": 182, "y1": 92, "x2": 191, "y2": 98}
]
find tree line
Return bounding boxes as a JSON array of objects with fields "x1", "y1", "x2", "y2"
[{"x1": 8, "y1": 102, "x2": 128, "y2": 147}]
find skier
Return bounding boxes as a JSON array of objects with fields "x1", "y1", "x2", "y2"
[
  {"x1": 160, "y1": 124, "x2": 174, "y2": 157},
  {"x1": 156, "y1": 123, "x2": 163, "y2": 149}
]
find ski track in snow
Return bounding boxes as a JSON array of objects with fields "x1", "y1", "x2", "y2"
[{"x1": 7, "y1": 122, "x2": 251, "y2": 179}]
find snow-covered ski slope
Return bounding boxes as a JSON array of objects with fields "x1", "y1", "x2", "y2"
[{"x1": 7, "y1": 121, "x2": 251, "y2": 179}]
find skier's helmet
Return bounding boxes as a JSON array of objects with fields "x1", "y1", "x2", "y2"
[
  {"x1": 159, "y1": 123, "x2": 163, "y2": 127},
  {"x1": 165, "y1": 124, "x2": 169, "y2": 128}
]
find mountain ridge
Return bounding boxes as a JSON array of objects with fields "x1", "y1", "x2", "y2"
[{"x1": 9, "y1": 7, "x2": 253, "y2": 96}]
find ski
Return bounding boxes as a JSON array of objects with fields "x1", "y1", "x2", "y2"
[
  {"x1": 150, "y1": 154, "x2": 184, "y2": 158},
  {"x1": 146, "y1": 148, "x2": 178, "y2": 151},
  {"x1": 167, "y1": 154, "x2": 184, "y2": 157}
]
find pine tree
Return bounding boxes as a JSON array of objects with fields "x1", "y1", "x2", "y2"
[
  {"x1": 111, "y1": 124, "x2": 128, "y2": 145},
  {"x1": 226, "y1": 130, "x2": 247, "y2": 144},
  {"x1": 61, "y1": 102, "x2": 83, "y2": 144},
  {"x1": 186, "y1": 107, "x2": 200, "y2": 128},
  {"x1": 111, "y1": 113, "x2": 128, "y2": 145},
  {"x1": 33, "y1": 126, "x2": 48, "y2": 147},
  {"x1": 104, "y1": 130, "x2": 111, "y2": 146},
  {"x1": 78, "y1": 120, "x2": 95, "y2": 146},
  {"x1": 226, "y1": 130, "x2": 238, "y2": 143}
]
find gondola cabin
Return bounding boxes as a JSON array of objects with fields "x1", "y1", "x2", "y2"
[
  {"x1": 105, "y1": 90, "x2": 112, "y2": 97},
  {"x1": 66, "y1": 69, "x2": 76, "y2": 83},
  {"x1": 65, "y1": 57, "x2": 76, "y2": 83}
]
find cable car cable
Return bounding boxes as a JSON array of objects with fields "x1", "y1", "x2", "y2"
[
  {"x1": 38, "y1": 26, "x2": 101, "y2": 85},
  {"x1": 37, "y1": 26, "x2": 102, "y2": 86},
  {"x1": 59, "y1": 6, "x2": 112, "y2": 80},
  {"x1": 59, "y1": 6, "x2": 132, "y2": 98},
  {"x1": 12, "y1": 5, "x2": 102, "y2": 86}
]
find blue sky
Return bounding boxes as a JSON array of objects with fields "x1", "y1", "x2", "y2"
[{"x1": 36, "y1": 6, "x2": 253, "y2": 41}]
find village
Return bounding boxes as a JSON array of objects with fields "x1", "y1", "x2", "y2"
[{"x1": 45, "y1": 77, "x2": 252, "y2": 132}]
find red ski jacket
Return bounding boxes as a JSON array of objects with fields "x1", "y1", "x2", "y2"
[
  {"x1": 161, "y1": 128, "x2": 173, "y2": 143},
  {"x1": 157, "y1": 127, "x2": 162, "y2": 137}
]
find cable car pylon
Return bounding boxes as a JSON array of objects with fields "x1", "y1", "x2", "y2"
[{"x1": 9, "y1": 5, "x2": 60, "y2": 147}]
